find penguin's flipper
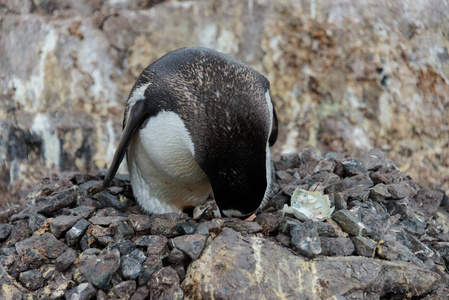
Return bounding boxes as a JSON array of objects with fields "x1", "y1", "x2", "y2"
[
  {"x1": 269, "y1": 108, "x2": 279, "y2": 147},
  {"x1": 103, "y1": 100, "x2": 155, "y2": 187}
]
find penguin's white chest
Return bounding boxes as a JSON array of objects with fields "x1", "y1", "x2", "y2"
[{"x1": 127, "y1": 111, "x2": 211, "y2": 213}]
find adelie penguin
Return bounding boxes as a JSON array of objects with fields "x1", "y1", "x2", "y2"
[{"x1": 104, "y1": 47, "x2": 278, "y2": 218}]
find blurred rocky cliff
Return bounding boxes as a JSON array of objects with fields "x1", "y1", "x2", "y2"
[{"x1": 1, "y1": 0, "x2": 448, "y2": 206}]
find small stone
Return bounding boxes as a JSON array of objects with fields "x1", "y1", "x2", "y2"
[
  {"x1": 50, "y1": 215, "x2": 83, "y2": 238},
  {"x1": 69, "y1": 205, "x2": 96, "y2": 219},
  {"x1": 94, "y1": 191, "x2": 127, "y2": 212},
  {"x1": 121, "y1": 256, "x2": 143, "y2": 280},
  {"x1": 194, "y1": 220, "x2": 222, "y2": 235},
  {"x1": 360, "y1": 148, "x2": 389, "y2": 171},
  {"x1": 316, "y1": 220, "x2": 346, "y2": 237},
  {"x1": 168, "y1": 248, "x2": 188, "y2": 265},
  {"x1": 55, "y1": 248, "x2": 78, "y2": 271},
  {"x1": 130, "y1": 286, "x2": 151, "y2": 300},
  {"x1": 255, "y1": 212, "x2": 283, "y2": 234},
  {"x1": 106, "y1": 240, "x2": 136, "y2": 256},
  {"x1": 171, "y1": 234, "x2": 207, "y2": 260},
  {"x1": 150, "y1": 218, "x2": 182, "y2": 238},
  {"x1": 387, "y1": 182, "x2": 414, "y2": 199},
  {"x1": 66, "y1": 218, "x2": 91, "y2": 246},
  {"x1": 80, "y1": 180, "x2": 104, "y2": 194},
  {"x1": 0, "y1": 223, "x2": 13, "y2": 240},
  {"x1": 172, "y1": 263, "x2": 186, "y2": 282},
  {"x1": 129, "y1": 214, "x2": 152, "y2": 234},
  {"x1": 278, "y1": 216, "x2": 301, "y2": 234},
  {"x1": 369, "y1": 183, "x2": 392, "y2": 201},
  {"x1": 89, "y1": 215, "x2": 129, "y2": 225},
  {"x1": 65, "y1": 282, "x2": 97, "y2": 300},
  {"x1": 290, "y1": 220, "x2": 321, "y2": 258},
  {"x1": 128, "y1": 249, "x2": 146, "y2": 263},
  {"x1": 222, "y1": 219, "x2": 262, "y2": 233},
  {"x1": 78, "y1": 249, "x2": 121, "y2": 290},
  {"x1": 400, "y1": 216, "x2": 427, "y2": 236},
  {"x1": 276, "y1": 232, "x2": 291, "y2": 247},
  {"x1": 433, "y1": 242, "x2": 449, "y2": 265},
  {"x1": 3, "y1": 219, "x2": 31, "y2": 248},
  {"x1": 334, "y1": 192, "x2": 347, "y2": 210},
  {"x1": 15, "y1": 232, "x2": 68, "y2": 259},
  {"x1": 176, "y1": 222, "x2": 197, "y2": 235},
  {"x1": 138, "y1": 255, "x2": 163, "y2": 287},
  {"x1": 134, "y1": 235, "x2": 169, "y2": 259},
  {"x1": 280, "y1": 153, "x2": 301, "y2": 169},
  {"x1": 114, "y1": 220, "x2": 135, "y2": 241},
  {"x1": 109, "y1": 280, "x2": 137, "y2": 299},
  {"x1": 411, "y1": 189, "x2": 444, "y2": 217},
  {"x1": 275, "y1": 170, "x2": 292, "y2": 181},
  {"x1": 312, "y1": 159, "x2": 336, "y2": 174},
  {"x1": 325, "y1": 173, "x2": 373, "y2": 194},
  {"x1": 97, "y1": 235, "x2": 115, "y2": 246},
  {"x1": 19, "y1": 270, "x2": 44, "y2": 291},
  {"x1": 352, "y1": 236, "x2": 377, "y2": 257},
  {"x1": 341, "y1": 158, "x2": 367, "y2": 176},
  {"x1": 148, "y1": 266, "x2": 183, "y2": 300},
  {"x1": 96, "y1": 290, "x2": 109, "y2": 300},
  {"x1": 320, "y1": 237, "x2": 355, "y2": 256},
  {"x1": 332, "y1": 209, "x2": 371, "y2": 236}
]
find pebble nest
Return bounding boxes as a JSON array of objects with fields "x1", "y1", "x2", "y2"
[{"x1": 0, "y1": 147, "x2": 448, "y2": 299}]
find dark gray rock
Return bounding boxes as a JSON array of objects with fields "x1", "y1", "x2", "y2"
[
  {"x1": 150, "y1": 218, "x2": 183, "y2": 238},
  {"x1": 0, "y1": 223, "x2": 13, "y2": 240},
  {"x1": 134, "y1": 235, "x2": 169, "y2": 260},
  {"x1": 352, "y1": 236, "x2": 377, "y2": 257},
  {"x1": 280, "y1": 153, "x2": 301, "y2": 169},
  {"x1": 290, "y1": 220, "x2": 321, "y2": 258},
  {"x1": 129, "y1": 214, "x2": 152, "y2": 235},
  {"x1": 69, "y1": 205, "x2": 96, "y2": 219},
  {"x1": 80, "y1": 180, "x2": 104, "y2": 195},
  {"x1": 3, "y1": 220, "x2": 31, "y2": 248},
  {"x1": 387, "y1": 182, "x2": 414, "y2": 199},
  {"x1": 400, "y1": 216, "x2": 427, "y2": 236},
  {"x1": 50, "y1": 215, "x2": 83, "y2": 238},
  {"x1": 15, "y1": 232, "x2": 68, "y2": 259},
  {"x1": 341, "y1": 158, "x2": 367, "y2": 176},
  {"x1": 66, "y1": 218, "x2": 91, "y2": 246},
  {"x1": 19, "y1": 269, "x2": 44, "y2": 291},
  {"x1": 369, "y1": 183, "x2": 391, "y2": 201},
  {"x1": 320, "y1": 237, "x2": 355, "y2": 256},
  {"x1": 130, "y1": 286, "x2": 151, "y2": 300},
  {"x1": 332, "y1": 209, "x2": 371, "y2": 236},
  {"x1": 411, "y1": 188, "x2": 444, "y2": 217},
  {"x1": 128, "y1": 249, "x2": 146, "y2": 263},
  {"x1": 94, "y1": 191, "x2": 127, "y2": 212},
  {"x1": 148, "y1": 266, "x2": 183, "y2": 300},
  {"x1": 109, "y1": 280, "x2": 137, "y2": 299},
  {"x1": 194, "y1": 220, "x2": 223, "y2": 235},
  {"x1": 316, "y1": 221, "x2": 343, "y2": 237},
  {"x1": 121, "y1": 256, "x2": 142, "y2": 280},
  {"x1": 334, "y1": 192, "x2": 348, "y2": 210},
  {"x1": 168, "y1": 248, "x2": 188, "y2": 265},
  {"x1": 114, "y1": 220, "x2": 135, "y2": 241},
  {"x1": 175, "y1": 222, "x2": 196, "y2": 235},
  {"x1": 223, "y1": 219, "x2": 262, "y2": 233},
  {"x1": 65, "y1": 282, "x2": 97, "y2": 300},
  {"x1": 89, "y1": 215, "x2": 129, "y2": 225},
  {"x1": 78, "y1": 249, "x2": 121, "y2": 290},
  {"x1": 171, "y1": 234, "x2": 207, "y2": 260},
  {"x1": 55, "y1": 248, "x2": 78, "y2": 271},
  {"x1": 106, "y1": 240, "x2": 136, "y2": 256},
  {"x1": 433, "y1": 242, "x2": 449, "y2": 265},
  {"x1": 278, "y1": 216, "x2": 301, "y2": 234},
  {"x1": 360, "y1": 148, "x2": 390, "y2": 171},
  {"x1": 138, "y1": 255, "x2": 163, "y2": 287},
  {"x1": 325, "y1": 173, "x2": 373, "y2": 195}
]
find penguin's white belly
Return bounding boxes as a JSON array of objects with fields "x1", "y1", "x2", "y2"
[{"x1": 127, "y1": 111, "x2": 212, "y2": 214}]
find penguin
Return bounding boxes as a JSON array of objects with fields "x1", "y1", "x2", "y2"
[{"x1": 103, "y1": 47, "x2": 278, "y2": 218}]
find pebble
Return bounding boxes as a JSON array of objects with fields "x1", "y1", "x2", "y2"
[
  {"x1": 171, "y1": 234, "x2": 207, "y2": 260},
  {"x1": 168, "y1": 248, "x2": 188, "y2": 264},
  {"x1": 387, "y1": 182, "x2": 413, "y2": 199},
  {"x1": 129, "y1": 214, "x2": 152, "y2": 234},
  {"x1": 115, "y1": 220, "x2": 136, "y2": 241},
  {"x1": 78, "y1": 249, "x2": 121, "y2": 290},
  {"x1": 16, "y1": 232, "x2": 68, "y2": 259},
  {"x1": 109, "y1": 280, "x2": 137, "y2": 299},
  {"x1": 341, "y1": 158, "x2": 367, "y2": 176},
  {"x1": 65, "y1": 282, "x2": 97, "y2": 300},
  {"x1": 369, "y1": 183, "x2": 392, "y2": 201},
  {"x1": 94, "y1": 191, "x2": 127, "y2": 212},
  {"x1": 290, "y1": 220, "x2": 322, "y2": 258},
  {"x1": 352, "y1": 236, "x2": 377, "y2": 257},
  {"x1": 55, "y1": 248, "x2": 78, "y2": 271},
  {"x1": 50, "y1": 215, "x2": 83, "y2": 238},
  {"x1": 0, "y1": 223, "x2": 12, "y2": 240},
  {"x1": 320, "y1": 237, "x2": 355, "y2": 256},
  {"x1": 19, "y1": 269, "x2": 44, "y2": 291},
  {"x1": 66, "y1": 218, "x2": 91, "y2": 246},
  {"x1": 332, "y1": 209, "x2": 371, "y2": 236},
  {"x1": 121, "y1": 256, "x2": 143, "y2": 280},
  {"x1": 176, "y1": 222, "x2": 197, "y2": 235},
  {"x1": 150, "y1": 218, "x2": 183, "y2": 238}
]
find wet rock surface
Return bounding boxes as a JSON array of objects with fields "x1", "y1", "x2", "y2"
[{"x1": 0, "y1": 148, "x2": 448, "y2": 299}]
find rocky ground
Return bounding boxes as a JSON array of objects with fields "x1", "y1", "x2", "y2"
[{"x1": 0, "y1": 147, "x2": 448, "y2": 299}]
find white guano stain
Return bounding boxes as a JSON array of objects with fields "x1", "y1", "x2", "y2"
[{"x1": 31, "y1": 113, "x2": 60, "y2": 169}]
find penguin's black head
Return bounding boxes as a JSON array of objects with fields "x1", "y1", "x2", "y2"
[{"x1": 201, "y1": 145, "x2": 270, "y2": 218}]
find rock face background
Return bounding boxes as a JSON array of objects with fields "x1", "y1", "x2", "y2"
[{"x1": 1, "y1": 0, "x2": 449, "y2": 205}]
